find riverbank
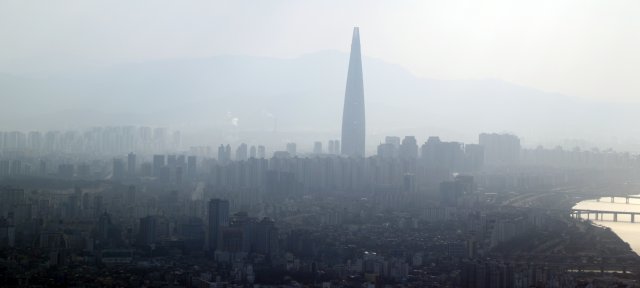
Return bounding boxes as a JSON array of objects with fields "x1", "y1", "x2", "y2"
[
  {"x1": 505, "y1": 189, "x2": 640, "y2": 258},
  {"x1": 573, "y1": 196, "x2": 640, "y2": 255}
]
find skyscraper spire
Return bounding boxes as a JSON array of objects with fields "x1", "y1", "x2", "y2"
[{"x1": 341, "y1": 27, "x2": 366, "y2": 157}]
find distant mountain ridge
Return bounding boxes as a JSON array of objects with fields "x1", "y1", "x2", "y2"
[{"x1": 2, "y1": 51, "x2": 639, "y2": 150}]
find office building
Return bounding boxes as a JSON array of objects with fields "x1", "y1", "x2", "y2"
[{"x1": 341, "y1": 27, "x2": 366, "y2": 157}]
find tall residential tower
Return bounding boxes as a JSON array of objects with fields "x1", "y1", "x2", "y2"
[
  {"x1": 341, "y1": 27, "x2": 366, "y2": 157},
  {"x1": 207, "y1": 198, "x2": 229, "y2": 252}
]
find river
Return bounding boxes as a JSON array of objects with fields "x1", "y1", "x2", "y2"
[{"x1": 573, "y1": 196, "x2": 640, "y2": 254}]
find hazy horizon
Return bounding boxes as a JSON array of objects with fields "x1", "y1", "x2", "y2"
[
  {"x1": 3, "y1": 50, "x2": 640, "y2": 153},
  {"x1": 3, "y1": 0, "x2": 640, "y2": 99},
  {"x1": 3, "y1": 0, "x2": 640, "y2": 151}
]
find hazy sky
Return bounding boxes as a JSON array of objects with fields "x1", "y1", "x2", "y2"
[{"x1": 1, "y1": 0, "x2": 639, "y2": 102}]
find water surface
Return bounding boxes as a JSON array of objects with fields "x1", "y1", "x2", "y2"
[{"x1": 573, "y1": 196, "x2": 640, "y2": 254}]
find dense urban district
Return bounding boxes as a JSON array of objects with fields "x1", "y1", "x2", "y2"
[
  {"x1": 1, "y1": 128, "x2": 640, "y2": 287},
  {"x1": 2, "y1": 27, "x2": 640, "y2": 288}
]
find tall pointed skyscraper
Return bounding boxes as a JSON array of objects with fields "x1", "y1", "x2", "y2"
[{"x1": 341, "y1": 27, "x2": 366, "y2": 157}]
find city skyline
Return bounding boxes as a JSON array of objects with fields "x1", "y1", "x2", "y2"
[
  {"x1": 2, "y1": 2, "x2": 640, "y2": 287},
  {"x1": 3, "y1": 2, "x2": 640, "y2": 153}
]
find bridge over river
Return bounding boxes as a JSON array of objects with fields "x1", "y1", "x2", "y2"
[
  {"x1": 571, "y1": 208, "x2": 640, "y2": 223},
  {"x1": 596, "y1": 195, "x2": 640, "y2": 204}
]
